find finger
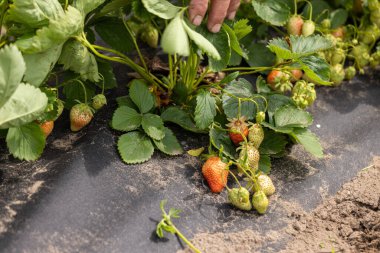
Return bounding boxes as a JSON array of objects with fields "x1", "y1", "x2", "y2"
[
  {"x1": 227, "y1": 0, "x2": 240, "y2": 20},
  {"x1": 189, "y1": 0, "x2": 208, "y2": 26},
  {"x1": 208, "y1": 0, "x2": 230, "y2": 33}
]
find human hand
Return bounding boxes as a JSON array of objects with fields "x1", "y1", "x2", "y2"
[{"x1": 189, "y1": 0, "x2": 240, "y2": 33}]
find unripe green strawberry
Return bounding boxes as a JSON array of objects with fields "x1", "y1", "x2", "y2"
[
  {"x1": 360, "y1": 25, "x2": 380, "y2": 45},
  {"x1": 292, "y1": 80, "x2": 316, "y2": 108},
  {"x1": 287, "y1": 15, "x2": 304, "y2": 36},
  {"x1": 370, "y1": 57, "x2": 380, "y2": 68},
  {"x1": 70, "y1": 103, "x2": 94, "y2": 131},
  {"x1": 257, "y1": 174, "x2": 276, "y2": 196},
  {"x1": 330, "y1": 64, "x2": 345, "y2": 86},
  {"x1": 248, "y1": 124, "x2": 264, "y2": 149},
  {"x1": 237, "y1": 143, "x2": 260, "y2": 173},
  {"x1": 321, "y1": 19, "x2": 331, "y2": 29},
  {"x1": 252, "y1": 190, "x2": 269, "y2": 214},
  {"x1": 330, "y1": 48, "x2": 345, "y2": 65},
  {"x1": 370, "y1": 9, "x2": 380, "y2": 28},
  {"x1": 344, "y1": 66, "x2": 356, "y2": 80},
  {"x1": 228, "y1": 187, "x2": 252, "y2": 211},
  {"x1": 302, "y1": 20, "x2": 315, "y2": 36},
  {"x1": 368, "y1": 0, "x2": 379, "y2": 11},
  {"x1": 92, "y1": 94, "x2": 107, "y2": 110},
  {"x1": 255, "y1": 112, "x2": 265, "y2": 124},
  {"x1": 140, "y1": 24, "x2": 159, "y2": 48},
  {"x1": 350, "y1": 44, "x2": 370, "y2": 68}
]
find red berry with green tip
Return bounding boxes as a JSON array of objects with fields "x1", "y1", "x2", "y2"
[
  {"x1": 226, "y1": 117, "x2": 249, "y2": 146},
  {"x1": 70, "y1": 103, "x2": 93, "y2": 132}
]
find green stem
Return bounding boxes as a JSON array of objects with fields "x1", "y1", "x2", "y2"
[
  {"x1": 121, "y1": 16, "x2": 149, "y2": 72},
  {"x1": 75, "y1": 79, "x2": 88, "y2": 104},
  {"x1": 294, "y1": 0, "x2": 298, "y2": 15},
  {"x1": 172, "y1": 225, "x2": 202, "y2": 253}
]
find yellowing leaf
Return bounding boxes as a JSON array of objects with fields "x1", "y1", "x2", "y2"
[{"x1": 187, "y1": 147, "x2": 205, "y2": 157}]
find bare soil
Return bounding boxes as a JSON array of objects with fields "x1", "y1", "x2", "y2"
[{"x1": 178, "y1": 157, "x2": 380, "y2": 253}]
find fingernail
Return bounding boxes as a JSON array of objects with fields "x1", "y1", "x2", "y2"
[
  {"x1": 192, "y1": 15, "x2": 203, "y2": 26},
  {"x1": 227, "y1": 11, "x2": 236, "y2": 20},
  {"x1": 211, "y1": 24, "x2": 221, "y2": 33}
]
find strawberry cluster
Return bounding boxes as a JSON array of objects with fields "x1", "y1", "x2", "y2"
[{"x1": 201, "y1": 114, "x2": 276, "y2": 215}]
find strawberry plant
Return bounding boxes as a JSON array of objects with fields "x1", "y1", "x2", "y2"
[{"x1": 111, "y1": 79, "x2": 183, "y2": 164}]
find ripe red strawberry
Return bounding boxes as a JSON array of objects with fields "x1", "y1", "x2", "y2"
[
  {"x1": 257, "y1": 174, "x2": 276, "y2": 196},
  {"x1": 226, "y1": 117, "x2": 249, "y2": 146},
  {"x1": 248, "y1": 124, "x2": 264, "y2": 149},
  {"x1": 70, "y1": 103, "x2": 94, "y2": 132},
  {"x1": 290, "y1": 69, "x2": 303, "y2": 83},
  {"x1": 39, "y1": 121, "x2": 54, "y2": 138},
  {"x1": 302, "y1": 20, "x2": 315, "y2": 36},
  {"x1": 202, "y1": 156, "x2": 228, "y2": 193},
  {"x1": 237, "y1": 143, "x2": 260, "y2": 174},
  {"x1": 252, "y1": 190, "x2": 269, "y2": 214},
  {"x1": 92, "y1": 94, "x2": 107, "y2": 110},
  {"x1": 287, "y1": 15, "x2": 304, "y2": 36},
  {"x1": 228, "y1": 187, "x2": 252, "y2": 211}
]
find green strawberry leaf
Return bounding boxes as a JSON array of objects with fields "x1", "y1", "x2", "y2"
[
  {"x1": 132, "y1": 0, "x2": 153, "y2": 21},
  {"x1": 161, "y1": 14, "x2": 190, "y2": 56},
  {"x1": 252, "y1": 0, "x2": 291, "y2": 26},
  {"x1": 141, "y1": 0, "x2": 181, "y2": 19},
  {"x1": 222, "y1": 79, "x2": 258, "y2": 120},
  {"x1": 63, "y1": 80, "x2": 96, "y2": 108},
  {"x1": 7, "y1": 0, "x2": 64, "y2": 28},
  {"x1": 259, "y1": 129, "x2": 288, "y2": 156},
  {"x1": 223, "y1": 23, "x2": 245, "y2": 58},
  {"x1": 268, "y1": 35, "x2": 333, "y2": 60},
  {"x1": 209, "y1": 126, "x2": 237, "y2": 159},
  {"x1": 261, "y1": 121, "x2": 294, "y2": 134},
  {"x1": 115, "y1": 96, "x2": 139, "y2": 110},
  {"x1": 290, "y1": 128, "x2": 323, "y2": 158},
  {"x1": 194, "y1": 90, "x2": 217, "y2": 130},
  {"x1": 197, "y1": 25, "x2": 231, "y2": 72},
  {"x1": 233, "y1": 19, "x2": 252, "y2": 40},
  {"x1": 74, "y1": 0, "x2": 105, "y2": 15},
  {"x1": 129, "y1": 79, "x2": 155, "y2": 113},
  {"x1": 330, "y1": 9, "x2": 348, "y2": 29},
  {"x1": 111, "y1": 106, "x2": 142, "y2": 132},
  {"x1": 0, "y1": 45, "x2": 26, "y2": 108},
  {"x1": 0, "y1": 83, "x2": 48, "y2": 129},
  {"x1": 182, "y1": 20, "x2": 221, "y2": 60},
  {"x1": 117, "y1": 131, "x2": 154, "y2": 164},
  {"x1": 23, "y1": 45, "x2": 63, "y2": 87},
  {"x1": 245, "y1": 42, "x2": 276, "y2": 68},
  {"x1": 94, "y1": 17, "x2": 135, "y2": 53},
  {"x1": 298, "y1": 55, "x2": 331, "y2": 85},
  {"x1": 96, "y1": 60, "x2": 117, "y2": 89},
  {"x1": 6, "y1": 122, "x2": 45, "y2": 161},
  {"x1": 274, "y1": 105, "x2": 313, "y2": 128},
  {"x1": 219, "y1": 71, "x2": 240, "y2": 85},
  {"x1": 58, "y1": 40, "x2": 100, "y2": 82},
  {"x1": 15, "y1": 6, "x2": 83, "y2": 54},
  {"x1": 141, "y1": 113, "x2": 166, "y2": 140},
  {"x1": 267, "y1": 94, "x2": 295, "y2": 124},
  {"x1": 153, "y1": 127, "x2": 183, "y2": 155},
  {"x1": 258, "y1": 154, "x2": 271, "y2": 174},
  {"x1": 160, "y1": 106, "x2": 205, "y2": 133}
]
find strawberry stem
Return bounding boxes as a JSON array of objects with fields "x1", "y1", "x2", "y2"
[{"x1": 74, "y1": 79, "x2": 88, "y2": 104}]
